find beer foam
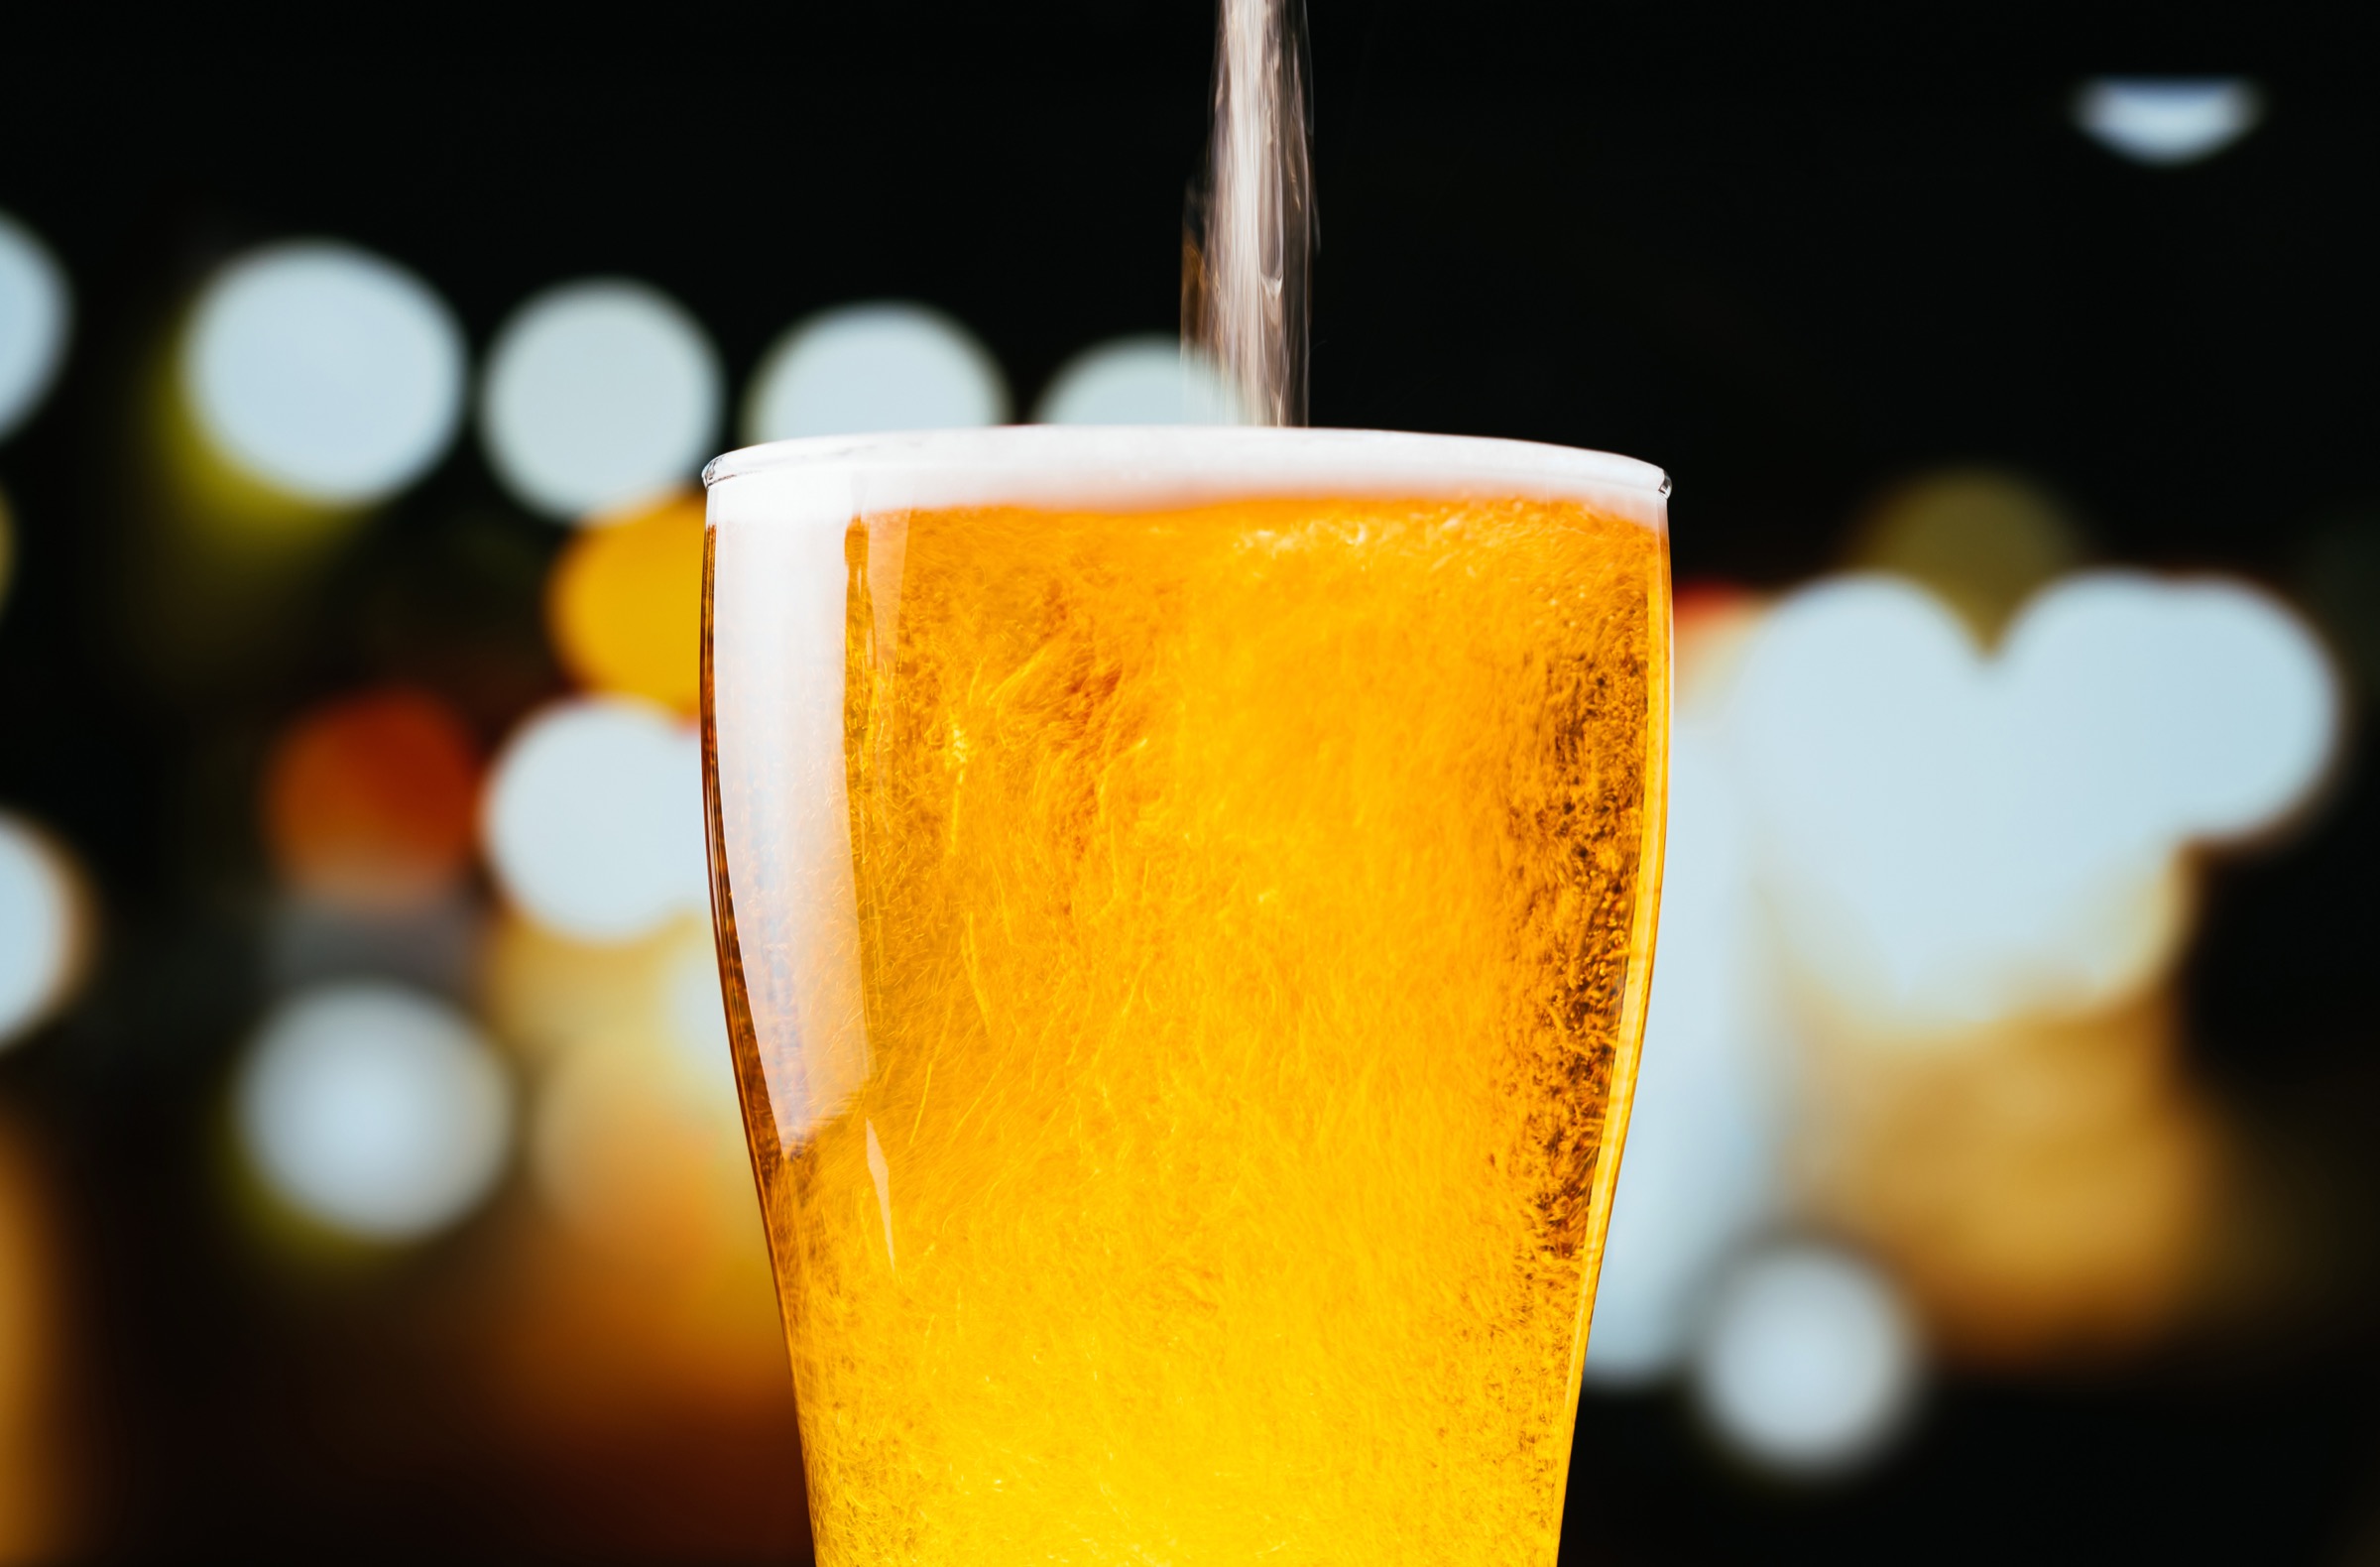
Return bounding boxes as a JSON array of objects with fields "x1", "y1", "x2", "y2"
[{"x1": 703, "y1": 425, "x2": 1670, "y2": 534}]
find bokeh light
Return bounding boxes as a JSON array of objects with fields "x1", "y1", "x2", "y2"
[
  {"x1": 1726, "y1": 571, "x2": 2336, "y2": 1034},
  {"x1": 659, "y1": 924, "x2": 734, "y2": 1083},
  {"x1": 0, "y1": 210, "x2": 69, "y2": 443},
  {"x1": 480, "y1": 907, "x2": 677, "y2": 1062},
  {"x1": 474, "y1": 908, "x2": 783, "y2": 1442},
  {"x1": 1691, "y1": 1242, "x2": 1922, "y2": 1478},
  {"x1": 261, "y1": 687, "x2": 482, "y2": 912},
  {"x1": 1, "y1": 60, "x2": 2371, "y2": 1553},
  {"x1": 234, "y1": 982, "x2": 513, "y2": 1243},
  {"x1": 481, "y1": 280, "x2": 721, "y2": 522},
  {"x1": 742, "y1": 301, "x2": 1007, "y2": 443},
  {"x1": 0, "y1": 812, "x2": 91, "y2": 1052},
  {"x1": 530, "y1": 923, "x2": 746, "y2": 1259},
  {"x1": 1031, "y1": 334, "x2": 1237, "y2": 424},
  {"x1": 2007, "y1": 575, "x2": 2338, "y2": 845},
  {"x1": 2075, "y1": 78, "x2": 2264, "y2": 167},
  {"x1": 480, "y1": 697, "x2": 707, "y2": 942},
  {"x1": 480, "y1": 910, "x2": 745, "y2": 1254},
  {"x1": 181, "y1": 241, "x2": 465, "y2": 506},
  {"x1": 1802, "y1": 995, "x2": 2217, "y2": 1364},
  {"x1": 545, "y1": 491, "x2": 706, "y2": 715},
  {"x1": 1848, "y1": 469, "x2": 2083, "y2": 643},
  {"x1": 1587, "y1": 558, "x2": 2333, "y2": 1420}
]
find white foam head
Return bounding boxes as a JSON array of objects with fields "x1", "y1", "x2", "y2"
[{"x1": 703, "y1": 425, "x2": 1669, "y2": 534}]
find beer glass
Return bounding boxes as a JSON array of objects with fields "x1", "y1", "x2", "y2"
[{"x1": 701, "y1": 426, "x2": 1669, "y2": 1564}]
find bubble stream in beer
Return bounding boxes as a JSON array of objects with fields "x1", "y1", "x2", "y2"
[{"x1": 706, "y1": 493, "x2": 1668, "y2": 1564}]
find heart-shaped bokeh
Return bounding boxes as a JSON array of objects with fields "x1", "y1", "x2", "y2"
[{"x1": 1723, "y1": 572, "x2": 2336, "y2": 1034}]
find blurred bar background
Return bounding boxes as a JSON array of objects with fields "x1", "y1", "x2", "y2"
[{"x1": 1, "y1": 13, "x2": 2377, "y2": 1563}]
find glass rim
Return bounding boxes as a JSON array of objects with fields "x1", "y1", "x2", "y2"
[{"x1": 701, "y1": 425, "x2": 1670, "y2": 512}]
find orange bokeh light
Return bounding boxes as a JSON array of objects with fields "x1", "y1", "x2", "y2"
[
  {"x1": 546, "y1": 491, "x2": 706, "y2": 715},
  {"x1": 262, "y1": 688, "x2": 481, "y2": 911},
  {"x1": 1799, "y1": 990, "x2": 2216, "y2": 1366},
  {"x1": 0, "y1": 1116, "x2": 73, "y2": 1559},
  {"x1": 1672, "y1": 580, "x2": 1764, "y2": 708}
]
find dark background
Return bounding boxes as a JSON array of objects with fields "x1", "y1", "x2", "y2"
[{"x1": 1, "y1": 8, "x2": 2376, "y2": 1561}]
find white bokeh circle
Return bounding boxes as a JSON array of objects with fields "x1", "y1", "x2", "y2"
[
  {"x1": 743, "y1": 301, "x2": 1007, "y2": 444},
  {"x1": 2000, "y1": 573, "x2": 2337, "y2": 848},
  {"x1": 1691, "y1": 1243, "x2": 1922, "y2": 1477},
  {"x1": 481, "y1": 697, "x2": 708, "y2": 942},
  {"x1": 0, "y1": 813, "x2": 86, "y2": 1050},
  {"x1": 235, "y1": 983, "x2": 513, "y2": 1242},
  {"x1": 1032, "y1": 335, "x2": 1238, "y2": 425},
  {"x1": 0, "y1": 212, "x2": 70, "y2": 443},
  {"x1": 183, "y1": 241, "x2": 466, "y2": 504},
  {"x1": 481, "y1": 279, "x2": 721, "y2": 522},
  {"x1": 2075, "y1": 78, "x2": 2263, "y2": 168}
]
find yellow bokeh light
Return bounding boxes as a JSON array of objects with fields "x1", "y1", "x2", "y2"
[
  {"x1": 478, "y1": 907, "x2": 680, "y2": 1060},
  {"x1": 125, "y1": 353, "x2": 356, "y2": 691},
  {"x1": 1799, "y1": 990, "x2": 2215, "y2": 1366},
  {"x1": 1672, "y1": 581, "x2": 1764, "y2": 710},
  {"x1": 149, "y1": 354, "x2": 351, "y2": 546},
  {"x1": 546, "y1": 491, "x2": 706, "y2": 715},
  {"x1": 0, "y1": 1116, "x2": 73, "y2": 1559},
  {"x1": 532, "y1": 1022, "x2": 751, "y2": 1262},
  {"x1": 474, "y1": 912, "x2": 786, "y2": 1436},
  {"x1": 1848, "y1": 468, "x2": 2084, "y2": 645},
  {"x1": 481, "y1": 911, "x2": 754, "y2": 1260}
]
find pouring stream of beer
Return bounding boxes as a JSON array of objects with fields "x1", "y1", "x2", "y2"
[{"x1": 1184, "y1": 0, "x2": 1314, "y2": 427}]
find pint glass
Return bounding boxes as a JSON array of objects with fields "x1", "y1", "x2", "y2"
[{"x1": 701, "y1": 426, "x2": 1670, "y2": 1564}]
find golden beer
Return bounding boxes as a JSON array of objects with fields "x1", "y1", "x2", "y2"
[{"x1": 703, "y1": 428, "x2": 1668, "y2": 1565}]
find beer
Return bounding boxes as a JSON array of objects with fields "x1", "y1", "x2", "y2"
[{"x1": 704, "y1": 429, "x2": 1668, "y2": 1565}]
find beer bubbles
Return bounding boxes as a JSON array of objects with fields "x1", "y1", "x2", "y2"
[
  {"x1": 480, "y1": 696, "x2": 708, "y2": 943},
  {"x1": 234, "y1": 983, "x2": 513, "y2": 1243},
  {"x1": 0, "y1": 212, "x2": 69, "y2": 442},
  {"x1": 181, "y1": 242, "x2": 466, "y2": 505},
  {"x1": 742, "y1": 301, "x2": 1007, "y2": 443},
  {"x1": 480, "y1": 280, "x2": 721, "y2": 522}
]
